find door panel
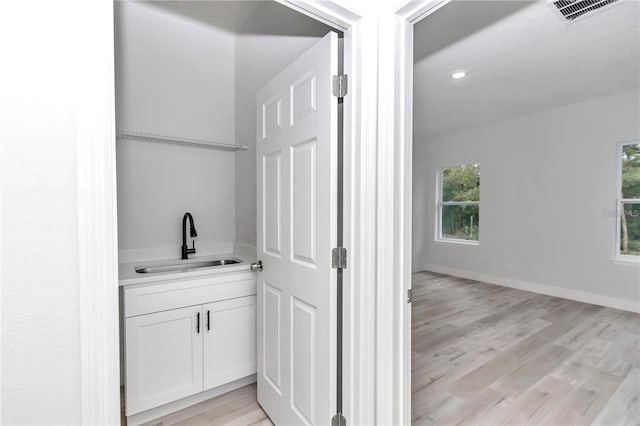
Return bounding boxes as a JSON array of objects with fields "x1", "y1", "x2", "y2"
[
  {"x1": 263, "y1": 282, "x2": 282, "y2": 392},
  {"x1": 291, "y1": 138, "x2": 317, "y2": 266},
  {"x1": 291, "y1": 297, "x2": 316, "y2": 424},
  {"x1": 263, "y1": 152, "x2": 282, "y2": 257},
  {"x1": 203, "y1": 296, "x2": 256, "y2": 390},
  {"x1": 125, "y1": 306, "x2": 203, "y2": 415},
  {"x1": 256, "y1": 31, "x2": 338, "y2": 426},
  {"x1": 291, "y1": 72, "x2": 317, "y2": 124},
  {"x1": 262, "y1": 96, "x2": 282, "y2": 140}
]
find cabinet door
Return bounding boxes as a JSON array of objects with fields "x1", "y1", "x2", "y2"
[
  {"x1": 126, "y1": 306, "x2": 203, "y2": 415},
  {"x1": 203, "y1": 296, "x2": 257, "y2": 390}
]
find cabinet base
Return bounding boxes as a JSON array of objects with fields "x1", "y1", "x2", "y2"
[{"x1": 126, "y1": 374, "x2": 257, "y2": 426}]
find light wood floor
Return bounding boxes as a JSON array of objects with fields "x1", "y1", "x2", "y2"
[
  {"x1": 129, "y1": 272, "x2": 639, "y2": 425},
  {"x1": 412, "y1": 271, "x2": 639, "y2": 425},
  {"x1": 136, "y1": 383, "x2": 271, "y2": 426}
]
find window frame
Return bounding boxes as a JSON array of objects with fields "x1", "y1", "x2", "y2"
[
  {"x1": 436, "y1": 163, "x2": 480, "y2": 246},
  {"x1": 615, "y1": 141, "x2": 640, "y2": 262}
]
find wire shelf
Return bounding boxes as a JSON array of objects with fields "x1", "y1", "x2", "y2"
[{"x1": 117, "y1": 130, "x2": 248, "y2": 152}]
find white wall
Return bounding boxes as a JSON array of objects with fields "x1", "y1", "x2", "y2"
[
  {"x1": 115, "y1": 2, "x2": 332, "y2": 256},
  {"x1": 413, "y1": 90, "x2": 640, "y2": 309},
  {"x1": 1, "y1": 1, "x2": 87, "y2": 423},
  {"x1": 115, "y1": 2, "x2": 236, "y2": 257},
  {"x1": 234, "y1": 3, "x2": 333, "y2": 247}
]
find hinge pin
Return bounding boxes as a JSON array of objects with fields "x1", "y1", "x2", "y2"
[
  {"x1": 332, "y1": 247, "x2": 347, "y2": 269},
  {"x1": 332, "y1": 413, "x2": 346, "y2": 426},
  {"x1": 332, "y1": 74, "x2": 348, "y2": 98}
]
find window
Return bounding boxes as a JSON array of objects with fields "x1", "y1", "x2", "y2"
[
  {"x1": 618, "y1": 142, "x2": 640, "y2": 258},
  {"x1": 438, "y1": 163, "x2": 480, "y2": 243}
]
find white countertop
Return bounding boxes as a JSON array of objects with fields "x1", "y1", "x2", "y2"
[{"x1": 119, "y1": 251, "x2": 256, "y2": 287}]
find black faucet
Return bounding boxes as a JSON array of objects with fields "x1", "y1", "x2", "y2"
[{"x1": 181, "y1": 212, "x2": 198, "y2": 259}]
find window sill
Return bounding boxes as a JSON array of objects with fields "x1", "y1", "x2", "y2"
[
  {"x1": 435, "y1": 238, "x2": 480, "y2": 247},
  {"x1": 611, "y1": 256, "x2": 640, "y2": 266}
]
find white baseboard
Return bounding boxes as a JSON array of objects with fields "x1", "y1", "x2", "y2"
[
  {"x1": 126, "y1": 375, "x2": 257, "y2": 426},
  {"x1": 420, "y1": 264, "x2": 640, "y2": 313}
]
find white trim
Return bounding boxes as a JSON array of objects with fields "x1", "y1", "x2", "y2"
[
  {"x1": 435, "y1": 239, "x2": 480, "y2": 247},
  {"x1": 441, "y1": 201, "x2": 481, "y2": 206},
  {"x1": 612, "y1": 256, "x2": 640, "y2": 266},
  {"x1": 275, "y1": 0, "x2": 358, "y2": 31},
  {"x1": 395, "y1": 10, "x2": 413, "y2": 426},
  {"x1": 80, "y1": 1, "x2": 375, "y2": 424},
  {"x1": 342, "y1": 16, "x2": 378, "y2": 426},
  {"x1": 421, "y1": 263, "x2": 640, "y2": 313},
  {"x1": 375, "y1": 1, "x2": 458, "y2": 422},
  {"x1": 392, "y1": 1, "x2": 455, "y2": 423},
  {"x1": 376, "y1": 11, "x2": 404, "y2": 424},
  {"x1": 76, "y1": 1, "x2": 120, "y2": 424}
]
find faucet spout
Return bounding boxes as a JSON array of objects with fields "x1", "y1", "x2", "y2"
[{"x1": 181, "y1": 212, "x2": 197, "y2": 259}]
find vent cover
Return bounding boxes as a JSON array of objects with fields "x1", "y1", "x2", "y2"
[{"x1": 548, "y1": 0, "x2": 622, "y2": 24}]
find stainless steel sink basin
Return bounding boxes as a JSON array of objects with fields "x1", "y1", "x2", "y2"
[{"x1": 135, "y1": 258, "x2": 241, "y2": 274}]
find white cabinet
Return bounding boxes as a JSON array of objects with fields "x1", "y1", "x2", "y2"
[
  {"x1": 125, "y1": 306, "x2": 203, "y2": 415},
  {"x1": 203, "y1": 296, "x2": 257, "y2": 390},
  {"x1": 123, "y1": 271, "x2": 257, "y2": 418}
]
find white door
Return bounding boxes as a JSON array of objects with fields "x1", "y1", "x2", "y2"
[
  {"x1": 203, "y1": 296, "x2": 257, "y2": 390},
  {"x1": 125, "y1": 306, "x2": 203, "y2": 415},
  {"x1": 256, "y1": 32, "x2": 338, "y2": 426}
]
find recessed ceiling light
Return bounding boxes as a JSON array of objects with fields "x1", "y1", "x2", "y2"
[{"x1": 450, "y1": 70, "x2": 467, "y2": 79}]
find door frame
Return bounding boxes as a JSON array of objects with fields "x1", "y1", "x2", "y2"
[
  {"x1": 77, "y1": 0, "x2": 380, "y2": 424},
  {"x1": 387, "y1": 0, "x2": 455, "y2": 423}
]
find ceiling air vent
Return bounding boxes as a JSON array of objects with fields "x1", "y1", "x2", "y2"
[{"x1": 548, "y1": 0, "x2": 622, "y2": 24}]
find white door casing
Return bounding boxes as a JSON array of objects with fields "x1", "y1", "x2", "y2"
[
  {"x1": 256, "y1": 32, "x2": 338, "y2": 425},
  {"x1": 74, "y1": 0, "x2": 390, "y2": 423}
]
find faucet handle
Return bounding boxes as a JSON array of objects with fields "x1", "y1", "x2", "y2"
[{"x1": 191, "y1": 240, "x2": 196, "y2": 251}]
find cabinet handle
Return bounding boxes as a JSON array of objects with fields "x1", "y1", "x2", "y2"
[
  {"x1": 196, "y1": 312, "x2": 200, "y2": 334},
  {"x1": 207, "y1": 310, "x2": 211, "y2": 331}
]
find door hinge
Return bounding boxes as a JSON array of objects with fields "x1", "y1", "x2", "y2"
[
  {"x1": 331, "y1": 247, "x2": 347, "y2": 269},
  {"x1": 407, "y1": 288, "x2": 413, "y2": 304},
  {"x1": 332, "y1": 413, "x2": 346, "y2": 426},
  {"x1": 332, "y1": 74, "x2": 348, "y2": 98}
]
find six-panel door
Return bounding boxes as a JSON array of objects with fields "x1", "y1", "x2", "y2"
[
  {"x1": 256, "y1": 31, "x2": 338, "y2": 425},
  {"x1": 203, "y1": 296, "x2": 257, "y2": 390},
  {"x1": 125, "y1": 306, "x2": 203, "y2": 415}
]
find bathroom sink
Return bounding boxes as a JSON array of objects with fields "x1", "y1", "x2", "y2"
[{"x1": 135, "y1": 258, "x2": 241, "y2": 274}]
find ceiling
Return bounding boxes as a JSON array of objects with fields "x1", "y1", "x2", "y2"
[
  {"x1": 141, "y1": 1, "x2": 261, "y2": 32},
  {"x1": 141, "y1": 1, "x2": 332, "y2": 36},
  {"x1": 413, "y1": 0, "x2": 640, "y2": 137}
]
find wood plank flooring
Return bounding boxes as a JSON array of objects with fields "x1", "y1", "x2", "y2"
[
  {"x1": 125, "y1": 271, "x2": 639, "y2": 425},
  {"x1": 412, "y1": 271, "x2": 640, "y2": 426},
  {"x1": 136, "y1": 383, "x2": 272, "y2": 426}
]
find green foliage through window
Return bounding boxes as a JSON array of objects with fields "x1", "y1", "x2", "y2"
[
  {"x1": 620, "y1": 143, "x2": 640, "y2": 256},
  {"x1": 440, "y1": 164, "x2": 480, "y2": 242},
  {"x1": 442, "y1": 163, "x2": 480, "y2": 202}
]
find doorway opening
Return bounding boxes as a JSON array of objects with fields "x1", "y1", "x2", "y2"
[
  {"x1": 410, "y1": 0, "x2": 640, "y2": 423},
  {"x1": 113, "y1": 2, "x2": 346, "y2": 424}
]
